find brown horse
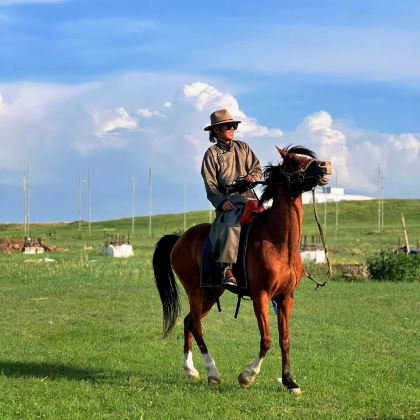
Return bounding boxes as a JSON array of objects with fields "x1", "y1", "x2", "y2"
[{"x1": 153, "y1": 145, "x2": 331, "y2": 393}]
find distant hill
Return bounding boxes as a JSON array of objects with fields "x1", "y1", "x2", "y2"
[{"x1": 1, "y1": 199, "x2": 419, "y2": 263}]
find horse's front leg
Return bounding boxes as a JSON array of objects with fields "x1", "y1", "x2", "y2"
[
  {"x1": 277, "y1": 295, "x2": 301, "y2": 394},
  {"x1": 238, "y1": 293, "x2": 271, "y2": 388}
]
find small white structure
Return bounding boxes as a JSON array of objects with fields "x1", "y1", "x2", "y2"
[
  {"x1": 102, "y1": 243, "x2": 134, "y2": 258},
  {"x1": 300, "y1": 249, "x2": 326, "y2": 264},
  {"x1": 302, "y1": 187, "x2": 373, "y2": 204},
  {"x1": 24, "y1": 246, "x2": 45, "y2": 254}
]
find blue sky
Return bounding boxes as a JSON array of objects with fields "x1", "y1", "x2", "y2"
[{"x1": 1, "y1": 0, "x2": 419, "y2": 222}]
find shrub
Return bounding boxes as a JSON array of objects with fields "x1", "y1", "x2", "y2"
[{"x1": 366, "y1": 250, "x2": 420, "y2": 282}]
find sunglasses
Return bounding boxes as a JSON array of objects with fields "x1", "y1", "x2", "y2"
[{"x1": 219, "y1": 122, "x2": 238, "y2": 131}]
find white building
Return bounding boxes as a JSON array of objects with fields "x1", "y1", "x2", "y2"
[{"x1": 302, "y1": 187, "x2": 373, "y2": 204}]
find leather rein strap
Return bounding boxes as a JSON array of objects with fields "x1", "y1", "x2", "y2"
[{"x1": 304, "y1": 189, "x2": 332, "y2": 290}]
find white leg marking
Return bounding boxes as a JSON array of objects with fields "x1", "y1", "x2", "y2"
[
  {"x1": 184, "y1": 350, "x2": 199, "y2": 379},
  {"x1": 278, "y1": 377, "x2": 302, "y2": 395},
  {"x1": 203, "y1": 353, "x2": 220, "y2": 384},
  {"x1": 248, "y1": 355, "x2": 264, "y2": 374},
  {"x1": 238, "y1": 355, "x2": 265, "y2": 388}
]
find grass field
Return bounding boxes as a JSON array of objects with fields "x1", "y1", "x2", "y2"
[{"x1": 0, "y1": 199, "x2": 419, "y2": 418}]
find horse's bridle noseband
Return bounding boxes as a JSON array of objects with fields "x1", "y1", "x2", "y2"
[
  {"x1": 253, "y1": 157, "x2": 331, "y2": 189},
  {"x1": 279, "y1": 158, "x2": 330, "y2": 186}
]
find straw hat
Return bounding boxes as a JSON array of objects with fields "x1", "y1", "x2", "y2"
[{"x1": 204, "y1": 109, "x2": 241, "y2": 131}]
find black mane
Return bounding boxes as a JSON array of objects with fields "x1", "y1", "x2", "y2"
[
  {"x1": 285, "y1": 145, "x2": 317, "y2": 159},
  {"x1": 259, "y1": 145, "x2": 317, "y2": 205}
]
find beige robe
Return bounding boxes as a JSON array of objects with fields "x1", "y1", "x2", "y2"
[{"x1": 201, "y1": 140, "x2": 262, "y2": 263}]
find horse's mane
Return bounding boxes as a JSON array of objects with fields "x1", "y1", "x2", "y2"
[{"x1": 259, "y1": 145, "x2": 317, "y2": 205}]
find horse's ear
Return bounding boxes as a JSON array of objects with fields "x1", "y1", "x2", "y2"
[{"x1": 276, "y1": 146, "x2": 287, "y2": 158}]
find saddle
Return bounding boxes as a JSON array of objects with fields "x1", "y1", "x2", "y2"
[{"x1": 200, "y1": 200, "x2": 264, "y2": 291}]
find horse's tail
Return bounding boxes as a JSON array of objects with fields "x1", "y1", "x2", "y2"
[{"x1": 152, "y1": 234, "x2": 181, "y2": 338}]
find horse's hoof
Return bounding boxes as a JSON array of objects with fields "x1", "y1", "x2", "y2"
[
  {"x1": 289, "y1": 387, "x2": 301, "y2": 395},
  {"x1": 278, "y1": 377, "x2": 301, "y2": 394},
  {"x1": 238, "y1": 372, "x2": 254, "y2": 388},
  {"x1": 208, "y1": 376, "x2": 220, "y2": 385},
  {"x1": 185, "y1": 369, "x2": 200, "y2": 380}
]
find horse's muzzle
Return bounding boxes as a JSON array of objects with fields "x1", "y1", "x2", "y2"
[
  {"x1": 320, "y1": 160, "x2": 332, "y2": 175},
  {"x1": 314, "y1": 160, "x2": 331, "y2": 186}
]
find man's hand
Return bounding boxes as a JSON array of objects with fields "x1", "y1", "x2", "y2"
[
  {"x1": 245, "y1": 174, "x2": 256, "y2": 183},
  {"x1": 221, "y1": 200, "x2": 235, "y2": 211}
]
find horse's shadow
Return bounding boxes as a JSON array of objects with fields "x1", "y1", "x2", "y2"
[
  {"x1": 0, "y1": 360, "x2": 291, "y2": 393},
  {"x1": 0, "y1": 360, "x2": 127, "y2": 383}
]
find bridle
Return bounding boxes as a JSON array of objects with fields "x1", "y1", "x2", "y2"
[
  {"x1": 225, "y1": 156, "x2": 330, "y2": 196},
  {"x1": 253, "y1": 156, "x2": 330, "y2": 190}
]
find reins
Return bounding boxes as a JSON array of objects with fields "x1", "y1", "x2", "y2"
[{"x1": 304, "y1": 189, "x2": 332, "y2": 290}]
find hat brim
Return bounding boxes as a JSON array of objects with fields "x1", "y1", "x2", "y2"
[{"x1": 204, "y1": 119, "x2": 241, "y2": 131}]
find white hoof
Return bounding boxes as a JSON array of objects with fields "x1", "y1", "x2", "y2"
[
  {"x1": 238, "y1": 356, "x2": 264, "y2": 388},
  {"x1": 185, "y1": 368, "x2": 200, "y2": 380},
  {"x1": 238, "y1": 369, "x2": 257, "y2": 388},
  {"x1": 278, "y1": 377, "x2": 301, "y2": 395},
  {"x1": 289, "y1": 387, "x2": 301, "y2": 396}
]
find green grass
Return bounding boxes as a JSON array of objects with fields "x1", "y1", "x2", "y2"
[{"x1": 0, "y1": 199, "x2": 419, "y2": 418}]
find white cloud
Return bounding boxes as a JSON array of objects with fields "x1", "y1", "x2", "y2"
[
  {"x1": 0, "y1": 74, "x2": 418, "y2": 220},
  {"x1": 96, "y1": 107, "x2": 137, "y2": 137},
  {"x1": 136, "y1": 108, "x2": 165, "y2": 119},
  {"x1": 183, "y1": 82, "x2": 225, "y2": 111},
  {"x1": 297, "y1": 111, "x2": 352, "y2": 186},
  {"x1": 280, "y1": 110, "x2": 420, "y2": 196},
  {"x1": 0, "y1": 92, "x2": 6, "y2": 112},
  {"x1": 0, "y1": 82, "x2": 96, "y2": 174},
  {"x1": 183, "y1": 81, "x2": 283, "y2": 139},
  {"x1": 391, "y1": 133, "x2": 420, "y2": 155}
]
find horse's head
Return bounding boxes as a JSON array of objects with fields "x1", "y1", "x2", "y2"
[
  {"x1": 260, "y1": 145, "x2": 332, "y2": 203},
  {"x1": 276, "y1": 146, "x2": 331, "y2": 190}
]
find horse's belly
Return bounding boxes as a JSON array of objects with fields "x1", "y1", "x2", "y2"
[{"x1": 171, "y1": 223, "x2": 210, "y2": 282}]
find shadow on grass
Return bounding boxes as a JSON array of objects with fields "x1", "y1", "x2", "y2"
[
  {"x1": 0, "y1": 360, "x2": 292, "y2": 395},
  {"x1": 0, "y1": 360, "x2": 129, "y2": 383}
]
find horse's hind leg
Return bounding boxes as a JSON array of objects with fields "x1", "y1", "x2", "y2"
[
  {"x1": 183, "y1": 313, "x2": 200, "y2": 380},
  {"x1": 277, "y1": 295, "x2": 301, "y2": 394},
  {"x1": 187, "y1": 292, "x2": 221, "y2": 385}
]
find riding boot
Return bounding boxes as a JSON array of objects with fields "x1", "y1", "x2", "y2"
[{"x1": 222, "y1": 264, "x2": 237, "y2": 289}]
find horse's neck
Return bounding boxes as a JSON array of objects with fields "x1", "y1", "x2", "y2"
[{"x1": 267, "y1": 189, "x2": 303, "y2": 246}]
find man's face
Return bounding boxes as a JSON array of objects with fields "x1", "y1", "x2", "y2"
[{"x1": 214, "y1": 123, "x2": 237, "y2": 143}]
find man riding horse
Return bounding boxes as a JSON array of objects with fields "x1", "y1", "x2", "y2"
[
  {"x1": 201, "y1": 109, "x2": 262, "y2": 290},
  {"x1": 154, "y1": 137, "x2": 331, "y2": 390}
]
